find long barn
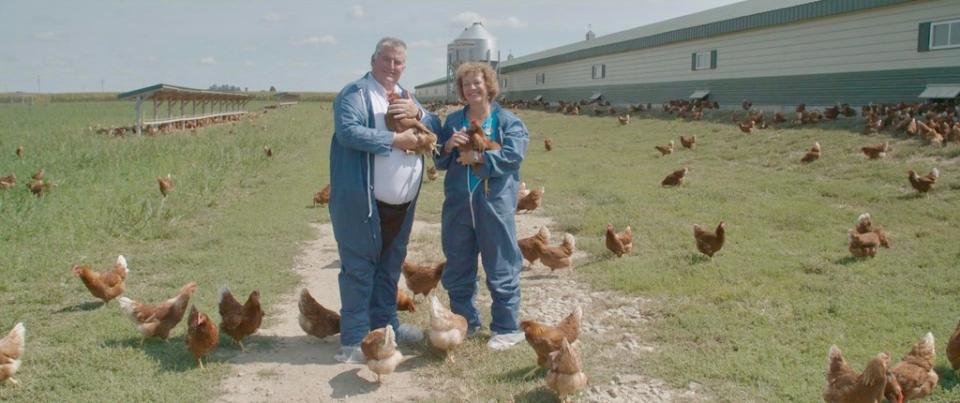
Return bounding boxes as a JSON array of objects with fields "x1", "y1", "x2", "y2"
[{"x1": 417, "y1": 0, "x2": 960, "y2": 108}]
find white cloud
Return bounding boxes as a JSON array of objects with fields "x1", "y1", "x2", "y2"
[
  {"x1": 262, "y1": 12, "x2": 281, "y2": 22},
  {"x1": 449, "y1": 12, "x2": 527, "y2": 29},
  {"x1": 292, "y1": 35, "x2": 337, "y2": 46},
  {"x1": 199, "y1": 57, "x2": 217, "y2": 65},
  {"x1": 348, "y1": 5, "x2": 364, "y2": 19}
]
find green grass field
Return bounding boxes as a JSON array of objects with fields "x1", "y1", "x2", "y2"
[{"x1": 1, "y1": 100, "x2": 958, "y2": 402}]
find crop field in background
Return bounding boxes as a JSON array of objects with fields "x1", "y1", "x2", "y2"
[{"x1": 1, "y1": 99, "x2": 959, "y2": 402}]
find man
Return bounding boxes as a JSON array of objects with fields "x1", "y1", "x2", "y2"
[{"x1": 329, "y1": 37, "x2": 438, "y2": 363}]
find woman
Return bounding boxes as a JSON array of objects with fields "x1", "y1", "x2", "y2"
[{"x1": 434, "y1": 62, "x2": 529, "y2": 350}]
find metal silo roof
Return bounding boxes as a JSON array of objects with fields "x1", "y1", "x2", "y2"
[{"x1": 456, "y1": 22, "x2": 495, "y2": 42}]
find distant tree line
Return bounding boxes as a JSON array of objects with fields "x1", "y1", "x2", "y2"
[{"x1": 208, "y1": 84, "x2": 243, "y2": 92}]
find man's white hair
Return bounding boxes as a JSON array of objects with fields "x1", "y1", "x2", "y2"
[{"x1": 372, "y1": 37, "x2": 407, "y2": 60}]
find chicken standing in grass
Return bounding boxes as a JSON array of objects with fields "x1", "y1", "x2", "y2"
[
  {"x1": 946, "y1": 320, "x2": 960, "y2": 371},
  {"x1": 537, "y1": 233, "x2": 576, "y2": 272},
  {"x1": 361, "y1": 325, "x2": 403, "y2": 383},
  {"x1": 861, "y1": 142, "x2": 889, "y2": 159},
  {"x1": 544, "y1": 138, "x2": 553, "y2": 151},
  {"x1": 518, "y1": 226, "x2": 550, "y2": 267},
  {"x1": 73, "y1": 255, "x2": 129, "y2": 303},
  {"x1": 298, "y1": 289, "x2": 340, "y2": 340},
  {"x1": 15, "y1": 146, "x2": 23, "y2": 159},
  {"x1": 605, "y1": 224, "x2": 632, "y2": 257},
  {"x1": 617, "y1": 114, "x2": 630, "y2": 125},
  {"x1": 661, "y1": 167, "x2": 688, "y2": 187},
  {"x1": 800, "y1": 142, "x2": 821, "y2": 163},
  {"x1": 908, "y1": 168, "x2": 938, "y2": 193},
  {"x1": 521, "y1": 306, "x2": 582, "y2": 367},
  {"x1": 157, "y1": 174, "x2": 173, "y2": 197},
  {"x1": 822, "y1": 346, "x2": 890, "y2": 403},
  {"x1": 0, "y1": 323, "x2": 24, "y2": 387},
  {"x1": 848, "y1": 229, "x2": 880, "y2": 258},
  {"x1": 263, "y1": 146, "x2": 273, "y2": 157},
  {"x1": 516, "y1": 186, "x2": 544, "y2": 214},
  {"x1": 888, "y1": 332, "x2": 938, "y2": 401},
  {"x1": 855, "y1": 213, "x2": 890, "y2": 249},
  {"x1": 0, "y1": 174, "x2": 14, "y2": 190},
  {"x1": 655, "y1": 140, "x2": 674, "y2": 156},
  {"x1": 427, "y1": 295, "x2": 467, "y2": 362},
  {"x1": 218, "y1": 286, "x2": 264, "y2": 352},
  {"x1": 313, "y1": 184, "x2": 331, "y2": 207},
  {"x1": 679, "y1": 135, "x2": 696, "y2": 149},
  {"x1": 186, "y1": 306, "x2": 219, "y2": 369},
  {"x1": 693, "y1": 221, "x2": 725, "y2": 257},
  {"x1": 119, "y1": 282, "x2": 197, "y2": 344}
]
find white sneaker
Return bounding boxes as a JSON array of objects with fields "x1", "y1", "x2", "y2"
[
  {"x1": 396, "y1": 323, "x2": 424, "y2": 345},
  {"x1": 487, "y1": 331, "x2": 525, "y2": 351},
  {"x1": 334, "y1": 345, "x2": 365, "y2": 364}
]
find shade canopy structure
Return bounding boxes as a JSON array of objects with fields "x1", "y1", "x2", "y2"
[
  {"x1": 918, "y1": 84, "x2": 960, "y2": 99},
  {"x1": 117, "y1": 83, "x2": 252, "y2": 135},
  {"x1": 689, "y1": 90, "x2": 711, "y2": 99},
  {"x1": 276, "y1": 92, "x2": 301, "y2": 106}
]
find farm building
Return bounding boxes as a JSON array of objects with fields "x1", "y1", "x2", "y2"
[
  {"x1": 118, "y1": 84, "x2": 251, "y2": 135},
  {"x1": 416, "y1": 0, "x2": 960, "y2": 108}
]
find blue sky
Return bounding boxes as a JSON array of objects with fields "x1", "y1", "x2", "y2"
[{"x1": 0, "y1": 0, "x2": 741, "y2": 93}]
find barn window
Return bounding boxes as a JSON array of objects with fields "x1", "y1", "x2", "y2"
[
  {"x1": 692, "y1": 51, "x2": 715, "y2": 71},
  {"x1": 930, "y1": 19, "x2": 960, "y2": 50},
  {"x1": 536, "y1": 73, "x2": 545, "y2": 85},
  {"x1": 501, "y1": 78, "x2": 508, "y2": 89},
  {"x1": 591, "y1": 64, "x2": 606, "y2": 79}
]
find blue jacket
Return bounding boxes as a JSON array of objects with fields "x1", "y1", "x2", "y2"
[
  {"x1": 329, "y1": 73, "x2": 440, "y2": 257},
  {"x1": 435, "y1": 103, "x2": 529, "y2": 207}
]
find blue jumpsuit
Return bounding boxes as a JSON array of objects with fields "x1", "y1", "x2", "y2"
[
  {"x1": 329, "y1": 73, "x2": 440, "y2": 347},
  {"x1": 434, "y1": 103, "x2": 529, "y2": 334}
]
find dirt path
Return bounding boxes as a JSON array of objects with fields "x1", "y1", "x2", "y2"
[{"x1": 217, "y1": 215, "x2": 707, "y2": 402}]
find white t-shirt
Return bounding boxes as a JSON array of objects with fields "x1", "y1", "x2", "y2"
[{"x1": 369, "y1": 77, "x2": 422, "y2": 205}]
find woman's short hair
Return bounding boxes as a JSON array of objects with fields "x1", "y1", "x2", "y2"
[{"x1": 455, "y1": 62, "x2": 499, "y2": 102}]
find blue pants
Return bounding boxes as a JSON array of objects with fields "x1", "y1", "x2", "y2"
[
  {"x1": 441, "y1": 192, "x2": 522, "y2": 334},
  {"x1": 337, "y1": 200, "x2": 416, "y2": 346}
]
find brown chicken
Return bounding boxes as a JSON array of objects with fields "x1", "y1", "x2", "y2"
[
  {"x1": 362, "y1": 325, "x2": 404, "y2": 383},
  {"x1": 15, "y1": 146, "x2": 23, "y2": 159},
  {"x1": 680, "y1": 135, "x2": 696, "y2": 149},
  {"x1": 855, "y1": 213, "x2": 890, "y2": 249},
  {"x1": 402, "y1": 260, "x2": 445, "y2": 297},
  {"x1": 907, "y1": 168, "x2": 938, "y2": 193},
  {"x1": 73, "y1": 255, "x2": 129, "y2": 303},
  {"x1": 617, "y1": 114, "x2": 630, "y2": 125},
  {"x1": 185, "y1": 306, "x2": 219, "y2": 368},
  {"x1": 661, "y1": 167, "x2": 688, "y2": 187},
  {"x1": 518, "y1": 226, "x2": 551, "y2": 266},
  {"x1": 822, "y1": 346, "x2": 890, "y2": 403},
  {"x1": 119, "y1": 282, "x2": 197, "y2": 344},
  {"x1": 27, "y1": 179, "x2": 54, "y2": 197},
  {"x1": 516, "y1": 186, "x2": 545, "y2": 214},
  {"x1": 885, "y1": 372, "x2": 905, "y2": 403},
  {"x1": 31, "y1": 168, "x2": 44, "y2": 181},
  {"x1": 946, "y1": 319, "x2": 960, "y2": 370},
  {"x1": 0, "y1": 323, "x2": 24, "y2": 387},
  {"x1": 738, "y1": 120, "x2": 754, "y2": 134},
  {"x1": 693, "y1": 221, "x2": 725, "y2": 257},
  {"x1": 545, "y1": 338, "x2": 588, "y2": 402},
  {"x1": 0, "y1": 174, "x2": 15, "y2": 190},
  {"x1": 848, "y1": 229, "x2": 880, "y2": 258},
  {"x1": 385, "y1": 92, "x2": 433, "y2": 139},
  {"x1": 861, "y1": 142, "x2": 889, "y2": 159},
  {"x1": 605, "y1": 224, "x2": 632, "y2": 257},
  {"x1": 427, "y1": 295, "x2": 468, "y2": 362},
  {"x1": 263, "y1": 146, "x2": 273, "y2": 157},
  {"x1": 520, "y1": 306, "x2": 582, "y2": 367},
  {"x1": 536, "y1": 233, "x2": 576, "y2": 271},
  {"x1": 218, "y1": 286, "x2": 264, "y2": 352},
  {"x1": 801, "y1": 142, "x2": 821, "y2": 163},
  {"x1": 313, "y1": 183, "x2": 331, "y2": 207},
  {"x1": 459, "y1": 119, "x2": 501, "y2": 171},
  {"x1": 544, "y1": 138, "x2": 553, "y2": 151},
  {"x1": 426, "y1": 166, "x2": 439, "y2": 181},
  {"x1": 157, "y1": 174, "x2": 173, "y2": 197},
  {"x1": 396, "y1": 290, "x2": 416, "y2": 312},
  {"x1": 655, "y1": 140, "x2": 674, "y2": 156},
  {"x1": 888, "y1": 332, "x2": 938, "y2": 401},
  {"x1": 298, "y1": 288, "x2": 341, "y2": 340}
]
